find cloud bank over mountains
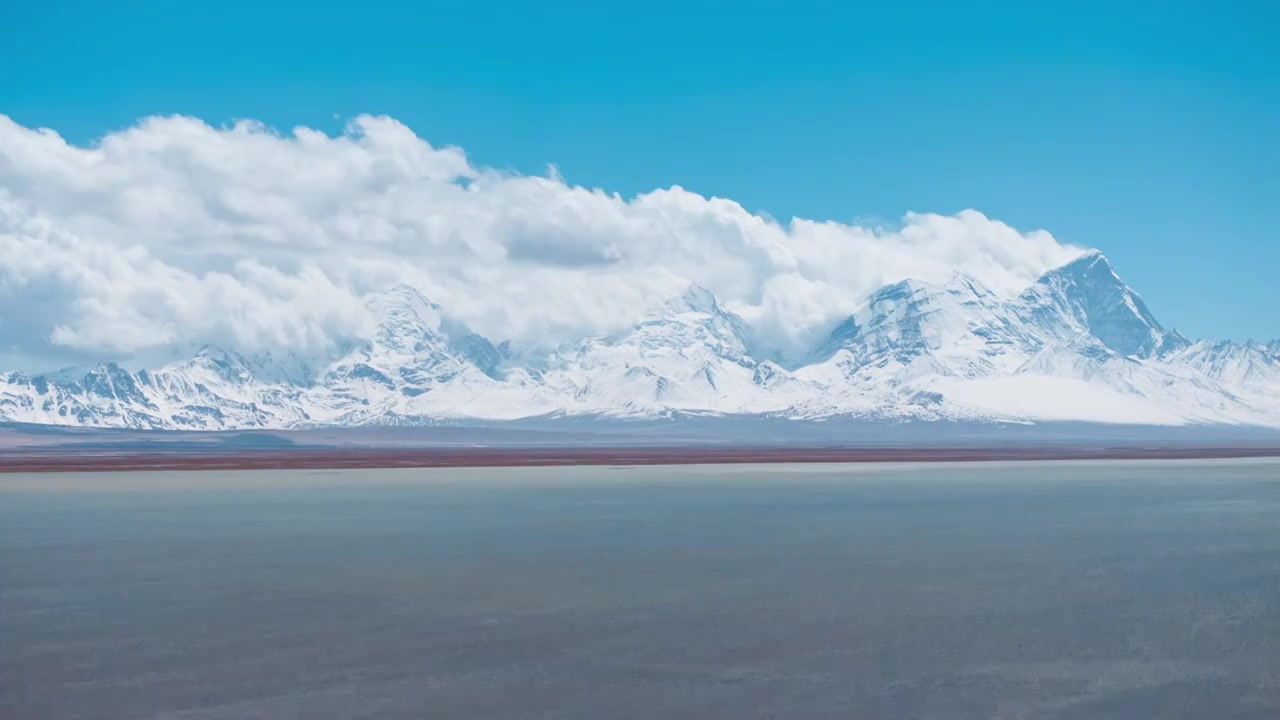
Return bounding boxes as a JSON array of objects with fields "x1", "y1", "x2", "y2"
[{"x1": 0, "y1": 113, "x2": 1084, "y2": 369}]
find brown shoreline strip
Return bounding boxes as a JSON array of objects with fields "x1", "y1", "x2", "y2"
[{"x1": 2, "y1": 445, "x2": 1279, "y2": 473}]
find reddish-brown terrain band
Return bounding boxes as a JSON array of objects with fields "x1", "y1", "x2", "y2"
[{"x1": 2, "y1": 445, "x2": 1279, "y2": 473}]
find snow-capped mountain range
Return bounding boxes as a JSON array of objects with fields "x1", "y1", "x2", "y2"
[{"x1": 4, "y1": 251, "x2": 1280, "y2": 430}]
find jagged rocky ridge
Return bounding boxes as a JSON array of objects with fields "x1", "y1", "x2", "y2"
[{"x1": 3, "y1": 251, "x2": 1279, "y2": 429}]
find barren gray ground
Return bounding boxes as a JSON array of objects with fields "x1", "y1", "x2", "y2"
[{"x1": 2, "y1": 460, "x2": 1279, "y2": 719}]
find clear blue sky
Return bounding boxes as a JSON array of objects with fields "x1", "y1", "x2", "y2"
[{"x1": 3, "y1": 0, "x2": 1277, "y2": 341}]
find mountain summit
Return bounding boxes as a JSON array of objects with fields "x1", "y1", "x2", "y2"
[
  {"x1": 1019, "y1": 250, "x2": 1189, "y2": 359},
  {"x1": 2, "y1": 254, "x2": 1278, "y2": 429}
]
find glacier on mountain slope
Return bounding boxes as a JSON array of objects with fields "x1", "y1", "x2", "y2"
[{"x1": 2, "y1": 252, "x2": 1278, "y2": 430}]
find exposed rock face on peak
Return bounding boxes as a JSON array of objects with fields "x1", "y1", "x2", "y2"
[
  {"x1": 2, "y1": 256, "x2": 1278, "y2": 429},
  {"x1": 1019, "y1": 251, "x2": 1189, "y2": 359}
]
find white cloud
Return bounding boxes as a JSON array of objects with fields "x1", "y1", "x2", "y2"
[{"x1": 0, "y1": 113, "x2": 1085, "y2": 369}]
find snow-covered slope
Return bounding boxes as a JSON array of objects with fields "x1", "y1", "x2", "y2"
[
  {"x1": 1018, "y1": 250, "x2": 1190, "y2": 359},
  {"x1": 3, "y1": 254, "x2": 1278, "y2": 429},
  {"x1": 1167, "y1": 340, "x2": 1280, "y2": 389},
  {"x1": 528, "y1": 285, "x2": 814, "y2": 417}
]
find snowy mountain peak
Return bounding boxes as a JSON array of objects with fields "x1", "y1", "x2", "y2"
[
  {"x1": 852, "y1": 272, "x2": 992, "y2": 311},
  {"x1": 662, "y1": 283, "x2": 723, "y2": 316},
  {"x1": 1168, "y1": 339, "x2": 1280, "y2": 388},
  {"x1": 1034, "y1": 250, "x2": 1124, "y2": 293},
  {"x1": 811, "y1": 271, "x2": 1038, "y2": 381},
  {"x1": 182, "y1": 345, "x2": 253, "y2": 383},
  {"x1": 369, "y1": 284, "x2": 446, "y2": 351},
  {"x1": 373, "y1": 283, "x2": 440, "y2": 322},
  {"x1": 868, "y1": 277, "x2": 936, "y2": 301},
  {"x1": 1071, "y1": 247, "x2": 1107, "y2": 262},
  {"x1": 943, "y1": 272, "x2": 1001, "y2": 301},
  {"x1": 192, "y1": 343, "x2": 233, "y2": 359},
  {"x1": 629, "y1": 287, "x2": 751, "y2": 357},
  {"x1": 2, "y1": 256, "x2": 1278, "y2": 430},
  {"x1": 1020, "y1": 251, "x2": 1188, "y2": 359},
  {"x1": 382, "y1": 282, "x2": 436, "y2": 304}
]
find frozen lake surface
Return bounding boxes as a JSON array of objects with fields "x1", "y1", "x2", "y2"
[{"x1": 3, "y1": 460, "x2": 1279, "y2": 719}]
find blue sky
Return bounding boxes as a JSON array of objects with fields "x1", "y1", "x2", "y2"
[{"x1": 3, "y1": 0, "x2": 1277, "y2": 342}]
